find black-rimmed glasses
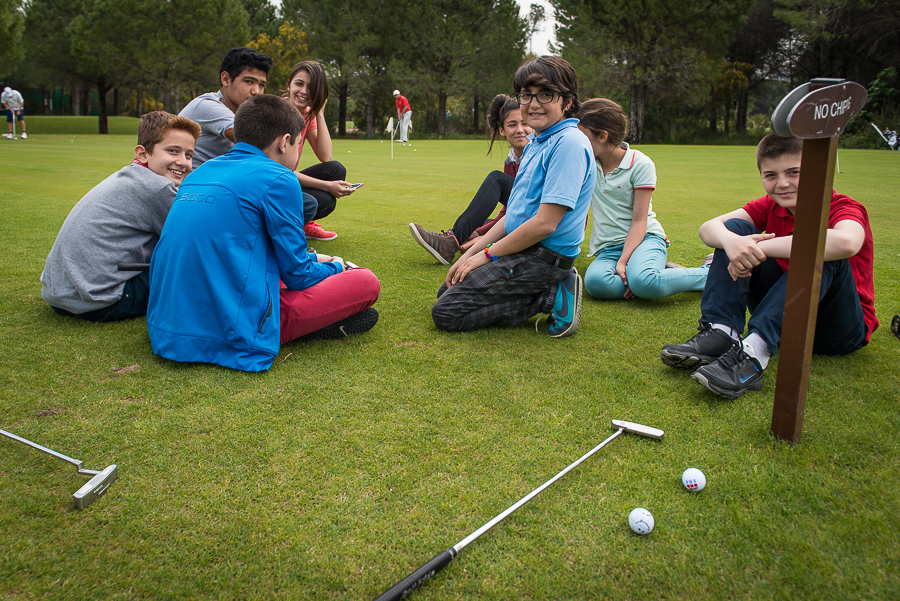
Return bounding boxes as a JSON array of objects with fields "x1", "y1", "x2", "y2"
[{"x1": 516, "y1": 91, "x2": 558, "y2": 105}]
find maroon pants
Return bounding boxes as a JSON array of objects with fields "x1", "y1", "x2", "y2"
[{"x1": 279, "y1": 268, "x2": 381, "y2": 344}]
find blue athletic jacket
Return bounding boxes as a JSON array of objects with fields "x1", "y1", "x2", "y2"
[{"x1": 147, "y1": 143, "x2": 340, "y2": 372}]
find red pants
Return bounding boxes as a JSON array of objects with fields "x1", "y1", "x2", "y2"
[{"x1": 279, "y1": 268, "x2": 381, "y2": 344}]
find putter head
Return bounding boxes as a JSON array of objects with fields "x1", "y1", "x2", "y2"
[
  {"x1": 73, "y1": 464, "x2": 117, "y2": 509},
  {"x1": 612, "y1": 420, "x2": 664, "y2": 440}
]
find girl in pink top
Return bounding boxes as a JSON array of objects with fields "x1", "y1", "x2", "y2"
[{"x1": 285, "y1": 61, "x2": 359, "y2": 241}]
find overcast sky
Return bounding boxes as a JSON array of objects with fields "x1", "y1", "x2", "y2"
[{"x1": 518, "y1": 0, "x2": 557, "y2": 56}]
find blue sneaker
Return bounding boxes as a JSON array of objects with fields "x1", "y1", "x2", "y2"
[{"x1": 545, "y1": 268, "x2": 582, "y2": 338}]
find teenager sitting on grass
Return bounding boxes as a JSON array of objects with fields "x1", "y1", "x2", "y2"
[
  {"x1": 284, "y1": 61, "x2": 360, "y2": 242},
  {"x1": 179, "y1": 47, "x2": 272, "y2": 169},
  {"x1": 409, "y1": 93, "x2": 532, "y2": 265},
  {"x1": 431, "y1": 56, "x2": 595, "y2": 338},
  {"x1": 576, "y1": 98, "x2": 710, "y2": 301},
  {"x1": 147, "y1": 95, "x2": 380, "y2": 373},
  {"x1": 40, "y1": 111, "x2": 200, "y2": 322},
  {"x1": 660, "y1": 133, "x2": 877, "y2": 399}
]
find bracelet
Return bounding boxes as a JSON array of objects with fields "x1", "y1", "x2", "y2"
[{"x1": 484, "y1": 243, "x2": 501, "y2": 262}]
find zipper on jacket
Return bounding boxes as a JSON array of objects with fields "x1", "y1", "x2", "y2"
[{"x1": 258, "y1": 294, "x2": 273, "y2": 334}]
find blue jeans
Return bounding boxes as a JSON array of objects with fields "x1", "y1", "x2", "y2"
[
  {"x1": 701, "y1": 218, "x2": 867, "y2": 355},
  {"x1": 51, "y1": 272, "x2": 150, "y2": 322},
  {"x1": 584, "y1": 234, "x2": 707, "y2": 300}
]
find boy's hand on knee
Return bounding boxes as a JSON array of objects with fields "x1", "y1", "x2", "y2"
[
  {"x1": 447, "y1": 253, "x2": 489, "y2": 287},
  {"x1": 460, "y1": 234, "x2": 482, "y2": 252},
  {"x1": 723, "y1": 233, "x2": 775, "y2": 274},
  {"x1": 727, "y1": 261, "x2": 753, "y2": 281}
]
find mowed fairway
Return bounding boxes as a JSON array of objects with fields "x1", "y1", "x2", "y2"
[{"x1": 0, "y1": 134, "x2": 898, "y2": 600}]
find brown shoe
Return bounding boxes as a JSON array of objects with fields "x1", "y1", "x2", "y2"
[{"x1": 409, "y1": 223, "x2": 459, "y2": 265}]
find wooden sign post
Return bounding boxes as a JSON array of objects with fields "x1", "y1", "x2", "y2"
[{"x1": 768, "y1": 79, "x2": 867, "y2": 444}]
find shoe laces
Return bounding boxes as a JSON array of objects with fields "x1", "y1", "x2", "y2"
[
  {"x1": 716, "y1": 321, "x2": 750, "y2": 370},
  {"x1": 694, "y1": 320, "x2": 714, "y2": 337},
  {"x1": 715, "y1": 342, "x2": 748, "y2": 371}
]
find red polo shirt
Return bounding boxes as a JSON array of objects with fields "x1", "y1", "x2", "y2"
[
  {"x1": 395, "y1": 94, "x2": 410, "y2": 114},
  {"x1": 742, "y1": 191, "x2": 878, "y2": 341}
]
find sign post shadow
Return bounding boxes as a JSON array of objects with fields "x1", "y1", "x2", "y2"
[{"x1": 768, "y1": 78, "x2": 867, "y2": 444}]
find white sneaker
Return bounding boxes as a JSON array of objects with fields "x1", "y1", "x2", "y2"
[{"x1": 21, "y1": 132, "x2": 27, "y2": 139}]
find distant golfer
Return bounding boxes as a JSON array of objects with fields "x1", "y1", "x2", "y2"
[
  {"x1": 179, "y1": 47, "x2": 272, "y2": 169},
  {"x1": 886, "y1": 129, "x2": 898, "y2": 151},
  {"x1": 393, "y1": 89, "x2": 412, "y2": 143},
  {"x1": 2, "y1": 86, "x2": 26, "y2": 139}
]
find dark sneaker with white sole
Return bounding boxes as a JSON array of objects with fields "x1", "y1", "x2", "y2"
[
  {"x1": 660, "y1": 322, "x2": 734, "y2": 369},
  {"x1": 546, "y1": 268, "x2": 582, "y2": 338},
  {"x1": 292, "y1": 308, "x2": 379, "y2": 343},
  {"x1": 691, "y1": 342, "x2": 764, "y2": 399},
  {"x1": 409, "y1": 223, "x2": 459, "y2": 265}
]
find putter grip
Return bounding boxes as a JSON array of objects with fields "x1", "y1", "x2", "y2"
[
  {"x1": 117, "y1": 263, "x2": 150, "y2": 272},
  {"x1": 373, "y1": 548, "x2": 456, "y2": 601}
]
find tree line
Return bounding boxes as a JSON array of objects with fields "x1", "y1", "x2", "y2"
[{"x1": 1, "y1": 0, "x2": 896, "y2": 142}]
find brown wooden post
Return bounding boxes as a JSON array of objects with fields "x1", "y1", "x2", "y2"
[
  {"x1": 767, "y1": 79, "x2": 866, "y2": 443},
  {"x1": 769, "y1": 136, "x2": 838, "y2": 443}
]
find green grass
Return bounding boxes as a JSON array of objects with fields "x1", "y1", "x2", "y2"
[
  {"x1": 17, "y1": 116, "x2": 141, "y2": 136},
  {"x1": 0, "y1": 136, "x2": 898, "y2": 600}
]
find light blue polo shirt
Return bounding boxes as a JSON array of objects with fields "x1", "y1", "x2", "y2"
[
  {"x1": 504, "y1": 118, "x2": 596, "y2": 258},
  {"x1": 589, "y1": 143, "x2": 667, "y2": 255}
]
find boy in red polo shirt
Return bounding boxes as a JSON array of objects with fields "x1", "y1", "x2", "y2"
[{"x1": 660, "y1": 133, "x2": 877, "y2": 399}]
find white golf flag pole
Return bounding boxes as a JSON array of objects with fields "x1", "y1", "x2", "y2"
[
  {"x1": 871, "y1": 122, "x2": 888, "y2": 143},
  {"x1": 388, "y1": 117, "x2": 395, "y2": 160}
]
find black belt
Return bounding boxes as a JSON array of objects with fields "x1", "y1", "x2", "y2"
[{"x1": 523, "y1": 245, "x2": 575, "y2": 270}]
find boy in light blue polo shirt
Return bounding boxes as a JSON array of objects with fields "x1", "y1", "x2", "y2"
[{"x1": 432, "y1": 57, "x2": 595, "y2": 337}]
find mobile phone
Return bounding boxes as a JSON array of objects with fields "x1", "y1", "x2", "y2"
[
  {"x1": 346, "y1": 183, "x2": 364, "y2": 190},
  {"x1": 346, "y1": 261, "x2": 360, "y2": 269}
]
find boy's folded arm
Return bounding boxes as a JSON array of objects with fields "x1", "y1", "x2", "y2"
[
  {"x1": 263, "y1": 175, "x2": 339, "y2": 289},
  {"x1": 756, "y1": 219, "x2": 864, "y2": 262},
  {"x1": 489, "y1": 203, "x2": 567, "y2": 257},
  {"x1": 700, "y1": 208, "x2": 774, "y2": 271},
  {"x1": 823, "y1": 219, "x2": 866, "y2": 260}
]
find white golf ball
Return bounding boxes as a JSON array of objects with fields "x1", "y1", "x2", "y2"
[
  {"x1": 628, "y1": 507, "x2": 654, "y2": 535},
  {"x1": 682, "y1": 468, "x2": 706, "y2": 492}
]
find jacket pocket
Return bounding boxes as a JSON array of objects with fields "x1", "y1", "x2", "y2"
[{"x1": 257, "y1": 286, "x2": 273, "y2": 334}]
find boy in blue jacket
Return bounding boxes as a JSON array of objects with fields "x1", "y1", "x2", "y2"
[{"x1": 147, "y1": 95, "x2": 380, "y2": 372}]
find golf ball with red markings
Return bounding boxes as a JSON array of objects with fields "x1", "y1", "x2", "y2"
[
  {"x1": 628, "y1": 508, "x2": 654, "y2": 535},
  {"x1": 682, "y1": 468, "x2": 706, "y2": 492}
]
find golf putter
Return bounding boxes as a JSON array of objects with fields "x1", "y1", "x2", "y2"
[
  {"x1": 373, "y1": 419, "x2": 663, "y2": 601},
  {"x1": 0, "y1": 429, "x2": 118, "y2": 509}
]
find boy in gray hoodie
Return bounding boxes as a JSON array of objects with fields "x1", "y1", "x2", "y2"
[{"x1": 40, "y1": 112, "x2": 200, "y2": 321}]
